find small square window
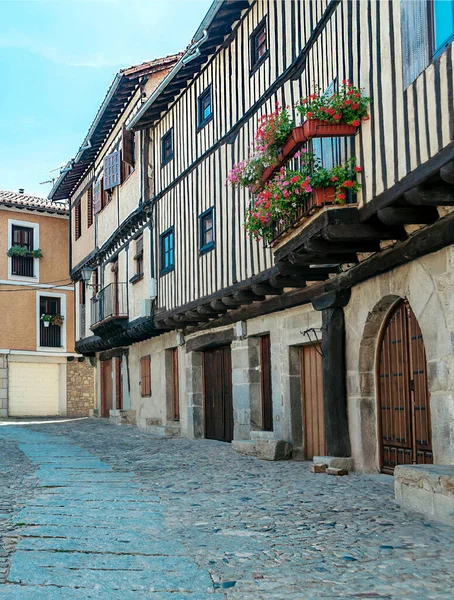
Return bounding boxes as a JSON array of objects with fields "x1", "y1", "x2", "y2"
[
  {"x1": 198, "y1": 86, "x2": 213, "y2": 128},
  {"x1": 199, "y1": 208, "x2": 215, "y2": 254},
  {"x1": 160, "y1": 227, "x2": 174, "y2": 275},
  {"x1": 250, "y1": 19, "x2": 268, "y2": 73},
  {"x1": 161, "y1": 129, "x2": 174, "y2": 166}
]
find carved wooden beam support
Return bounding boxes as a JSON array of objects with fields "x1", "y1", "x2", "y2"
[
  {"x1": 377, "y1": 206, "x2": 439, "y2": 226},
  {"x1": 221, "y1": 296, "x2": 243, "y2": 308},
  {"x1": 322, "y1": 224, "x2": 406, "y2": 242},
  {"x1": 185, "y1": 310, "x2": 209, "y2": 322},
  {"x1": 289, "y1": 252, "x2": 358, "y2": 266},
  {"x1": 269, "y1": 275, "x2": 307, "y2": 288},
  {"x1": 440, "y1": 162, "x2": 454, "y2": 185},
  {"x1": 304, "y1": 238, "x2": 380, "y2": 255},
  {"x1": 404, "y1": 184, "x2": 454, "y2": 206},
  {"x1": 233, "y1": 290, "x2": 265, "y2": 303},
  {"x1": 251, "y1": 284, "x2": 283, "y2": 296}
]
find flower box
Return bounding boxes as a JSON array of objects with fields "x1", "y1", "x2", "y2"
[
  {"x1": 302, "y1": 119, "x2": 358, "y2": 139},
  {"x1": 311, "y1": 186, "x2": 336, "y2": 207},
  {"x1": 281, "y1": 126, "x2": 307, "y2": 158}
]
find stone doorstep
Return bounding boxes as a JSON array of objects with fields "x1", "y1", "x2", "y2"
[
  {"x1": 313, "y1": 456, "x2": 354, "y2": 472},
  {"x1": 109, "y1": 409, "x2": 137, "y2": 427},
  {"x1": 232, "y1": 439, "x2": 292, "y2": 461},
  {"x1": 394, "y1": 464, "x2": 454, "y2": 526},
  {"x1": 144, "y1": 423, "x2": 181, "y2": 438}
]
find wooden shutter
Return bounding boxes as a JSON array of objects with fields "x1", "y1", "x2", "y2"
[
  {"x1": 74, "y1": 203, "x2": 81, "y2": 240},
  {"x1": 122, "y1": 124, "x2": 135, "y2": 167},
  {"x1": 401, "y1": 0, "x2": 429, "y2": 89},
  {"x1": 104, "y1": 151, "x2": 121, "y2": 190},
  {"x1": 140, "y1": 355, "x2": 151, "y2": 397},
  {"x1": 93, "y1": 179, "x2": 102, "y2": 215},
  {"x1": 92, "y1": 269, "x2": 98, "y2": 297},
  {"x1": 87, "y1": 186, "x2": 94, "y2": 227},
  {"x1": 79, "y1": 280, "x2": 86, "y2": 305}
]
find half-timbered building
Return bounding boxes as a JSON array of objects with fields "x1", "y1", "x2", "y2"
[{"x1": 51, "y1": 0, "x2": 454, "y2": 475}]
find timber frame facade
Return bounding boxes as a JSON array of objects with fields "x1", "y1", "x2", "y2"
[{"x1": 51, "y1": 0, "x2": 454, "y2": 471}]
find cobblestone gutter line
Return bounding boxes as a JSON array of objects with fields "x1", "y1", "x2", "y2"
[{"x1": 0, "y1": 433, "x2": 39, "y2": 585}]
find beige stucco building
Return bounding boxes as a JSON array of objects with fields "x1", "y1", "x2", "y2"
[{"x1": 0, "y1": 190, "x2": 95, "y2": 417}]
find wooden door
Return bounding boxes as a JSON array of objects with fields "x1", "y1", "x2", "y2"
[
  {"x1": 101, "y1": 359, "x2": 113, "y2": 417},
  {"x1": 204, "y1": 346, "x2": 233, "y2": 442},
  {"x1": 301, "y1": 343, "x2": 326, "y2": 459},
  {"x1": 171, "y1": 348, "x2": 180, "y2": 421},
  {"x1": 115, "y1": 356, "x2": 123, "y2": 410},
  {"x1": 260, "y1": 335, "x2": 273, "y2": 431},
  {"x1": 378, "y1": 300, "x2": 433, "y2": 474}
]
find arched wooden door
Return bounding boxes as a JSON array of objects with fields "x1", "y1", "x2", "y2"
[{"x1": 377, "y1": 300, "x2": 433, "y2": 474}]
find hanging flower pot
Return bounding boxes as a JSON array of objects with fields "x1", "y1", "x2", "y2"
[
  {"x1": 43, "y1": 321, "x2": 50, "y2": 328},
  {"x1": 51, "y1": 314, "x2": 65, "y2": 327},
  {"x1": 40, "y1": 314, "x2": 52, "y2": 327},
  {"x1": 302, "y1": 119, "x2": 358, "y2": 139},
  {"x1": 311, "y1": 186, "x2": 336, "y2": 207},
  {"x1": 281, "y1": 126, "x2": 307, "y2": 158}
]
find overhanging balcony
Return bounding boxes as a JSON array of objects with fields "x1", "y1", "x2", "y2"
[{"x1": 90, "y1": 282, "x2": 128, "y2": 336}]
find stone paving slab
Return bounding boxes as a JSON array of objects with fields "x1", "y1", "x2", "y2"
[{"x1": 1, "y1": 419, "x2": 454, "y2": 598}]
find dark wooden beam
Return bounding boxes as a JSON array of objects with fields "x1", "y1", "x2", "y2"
[
  {"x1": 322, "y1": 224, "x2": 406, "y2": 242},
  {"x1": 277, "y1": 262, "x2": 339, "y2": 278},
  {"x1": 404, "y1": 184, "x2": 454, "y2": 206},
  {"x1": 270, "y1": 275, "x2": 307, "y2": 288},
  {"x1": 289, "y1": 252, "x2": 358, "y2": 265},
  {"x1": 164, "y1": 318, "x2": 180, "y2": 328},
  {"x1": 185, "y1": 310, "x2": 209, "y2": 322},
  {"x1": 304, "y1": 238, "x2": 380, "y2": 255},
  {"x1": 197, "y1": 305, "x2": 224, "y2": 317},
  {"x1": 440, "y1": 162, "x2": 454, "y2": 185},
  {"x1": 377, "y1": 206, "x2": 439, "y2": 226},
  {"x1": 233, "y1": 290, "x2": 266, "y2": 303},
  {"x1": 251, "y1": 284, "x2": 283, "y2": 296},
  {"x1": 222, "y1": 296, "x2": 243, "y2": 308},
  {"x1": 211, "y1": 299, "x2": 230, "y2": 312}
]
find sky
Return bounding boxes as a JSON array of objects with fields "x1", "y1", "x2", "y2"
[{"x1": 0, "y1": 0, "x2": 212, "y2": 198}]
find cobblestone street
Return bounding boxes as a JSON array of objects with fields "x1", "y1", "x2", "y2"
[{"x1": 0, "y1": 418, "x2": 453, "y2": 599}]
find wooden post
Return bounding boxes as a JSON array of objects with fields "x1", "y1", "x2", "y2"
[{"x1": 312, "y1": 290, "x2": 351, "y2": 457}]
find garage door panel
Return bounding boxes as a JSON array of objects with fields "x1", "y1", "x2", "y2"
[{"x1": 9, "y1": 363, "x2": 60, "y2": 417}]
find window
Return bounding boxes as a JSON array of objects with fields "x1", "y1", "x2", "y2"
[
  {"x1": 10, "y1": 224, "x2": 35, "y2": 278},
  {"x1": 161, "y1": 129, "x2": 174, "y2": 166},
  {"x1": 311, "y1": 80, "x2": 342, "y2": 171},
  {"x1": 140, "y1": 355, "x2": 151, "y2": 397},
  {"x1": 160, "y1": 227, "x2": 174, "y2": 275},
  {"x1": 87, "y1": 186, "x2": 93, "y2": 228},
  {"x1": 198, "y1": 86, "x2": 213, "y2": 128},
  {"x1": 250, "y1": 18, "x2": 268, "y2": 72},
  {"x1": 130, "y1": 234, "x2": 144, "y2": 284},
  {"x1": 39, "y1": 295, "x2": 63, "y2": 349},
  {"x1": 74, "y1": 203, "x2": 81, "y2": 240},
  {"x1": 122, "y1": 124, "x2": 135, "y2": 180},
  {"x1": 104, "y1": 151, "x2": 121, "y2": 190},
  {"x1": 199, "y1": 207, "x2": 215, "y2": 254},
  {"x1": 401, "y1": 0, "x2": 454, "y2": 89},
  {"x1": 93, "y1": 179, "x2": 103, "y2": 215}
]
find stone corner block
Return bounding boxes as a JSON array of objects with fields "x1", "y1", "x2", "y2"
[
  {"x1": 394, "y1": 464, "x2": 454, "y2": 526},
  {"x1": 314, "y1": 456, "x2": 355, "y2": 472},
  {"x1": 232, "y1": 440, "x2": 258, "y2": 457},
  {"x1": 326, "y1": 467, "x2": 348, "y2": 476},
  {"x1": 256, "y1": 440, "x2": 292, "y2": 461}
]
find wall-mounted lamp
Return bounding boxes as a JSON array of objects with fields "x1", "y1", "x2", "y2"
[{"x1": 81, "y1": 267, "x2": 94, "y2": 284}]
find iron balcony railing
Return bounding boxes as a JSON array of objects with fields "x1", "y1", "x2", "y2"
[
  {"x1": 40, "y1": 323, "x2": 62, "y2": 348},
  {"x1": 11, "y1": 255, "x2": 34, "y2": 277},
  {"x1": 90, "y1": 282, "x2": 127, "y2": 328}
]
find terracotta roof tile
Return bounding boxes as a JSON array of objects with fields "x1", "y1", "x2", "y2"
[
  {"x1": 0, "y1": 190, "x2": 69, "y2": 213},
  {"x1": 120, "y1": 53, "x2": 183, "y2": 76}
]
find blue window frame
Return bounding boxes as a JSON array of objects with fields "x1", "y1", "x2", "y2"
[
  {"x1": 198, "y1": 86, "x2": 213, "y2": 129},
  {"x1": 199, "y1": 207, "x2": 215, "y2": 254},
  {"x1": 432, "y1": 0, "x2": 454, "y2": 58},
  {"x1": 160, "y1": 227, "x2": 174, "y2": 275},
  {"x1": 161, "y1": 129, "x2": 174, "y2": 166}
]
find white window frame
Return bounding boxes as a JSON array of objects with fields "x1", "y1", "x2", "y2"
[
  {"x1": 36, "y1": 291, "x2": 67, "y2": 352},
  {"x1": 8, "y1": 219, "x2": 40, "y2": 282}
]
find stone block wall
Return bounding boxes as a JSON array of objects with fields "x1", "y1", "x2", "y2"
[
  {"x1": 66, "y1": 358, "x2": 95, "y2": 416},
  {"x1": 0, "y1": 354, "x2": 7, "y2": 417}
]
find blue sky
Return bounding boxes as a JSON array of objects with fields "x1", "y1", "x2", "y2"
[{"x1": 0, "y1": 0, "x2": 212, "y2": 197}]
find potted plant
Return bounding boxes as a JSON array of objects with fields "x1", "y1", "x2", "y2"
[
  {"x1": 40, "y1": 314, "x2": 52, "y2": 328},
  {"x1": 7, "y1": 246, "x2": 43, "y2": 259},
  {"x1": 51, "y1": 314, "x2": 65, "y2": 327},
  {"x1": 296, "y1": 80, "x2": 371, "y2": 138}
]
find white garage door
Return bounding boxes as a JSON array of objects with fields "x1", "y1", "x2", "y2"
[{"x1": 9, "y1": 362, "x2": 60, "y2": 416}]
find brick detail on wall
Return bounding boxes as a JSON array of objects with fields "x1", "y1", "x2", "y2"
[
  {"x1": 0, "y1": 354, "x2": 7, "y2": 417},
  {"x1": 66, "y1": 358, "x2": 95, "y2": 416}
]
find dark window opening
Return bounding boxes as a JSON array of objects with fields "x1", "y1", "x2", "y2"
[
  {"x1": 160, "y1": 227, "x2": 174, "y2": 275},
  {"x1": 131, "y1": 234, "x2": 144, "y2": 284},
  {"x1": 250, "y1": 19, "x2": 268, "y2": 72},
  {"x1": 74, "y1": 203, "x2": 82, "y2": 240},
  {"x1": 161, "y1": 129, "x2": 174, "y2": 166},
  {"x1": 199, "y1": 207, "x2": 215, "y2": 254},
  {"x1": 11, "y1": 225, "x2": 35, "y2": 277},
  {"x1": 39, "y1": 296, "x2": 62, "y2": 348},
  {"x1": 198, "y1": 86, "x2": 213, "y2": 128},
  {"x1": 87, "y1": 186, "x2": 94, "y2": 228},
  {"x1": 260, "y1": 335, "x2": 273, "y2": 432}
]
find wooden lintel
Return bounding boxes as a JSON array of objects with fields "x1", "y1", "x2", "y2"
[
  {"x1": 377, "y1": 206, "x2": 439, "y2": 226},
  {"x1": 289, "y1": 252, "x2": 358, "y2": 265},
  {"x1": 404, "y1": 184, "x2": 454, "y2": 206},
  {"x1": 222, "y1": 296, "x2": 243, "y2": 308},
  {"x1": 233, "y1": 290, "x2": 265, "y2": 303},
  {"x1": 186, "y1": 310, "x2": 209, "y2": 322},
  {"x1": 322, "y1": 224, "x2": 406, "y2": 242}
]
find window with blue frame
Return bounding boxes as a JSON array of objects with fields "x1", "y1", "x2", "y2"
[
  {"x1": 311, "y1": 80, "x2": 342, "y2": 171},
  {"x1": 161, "y1": 129, "x2": 174, "y2": 166},
  {"x1": 199, "y1": 208, "x2": 215, "y2": 254},
  {"x1": 160, "y1": 227, "x2": 174, "y2": 275},
  {"x1": 198, "y1": 86, "x2": 213, "y2": 128}
]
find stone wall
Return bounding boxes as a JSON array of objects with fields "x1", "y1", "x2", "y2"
[
  {"x1": 0, "y1": 354, "x2": 7, "y2": 417},
  {"x1": 66, "y1": 358, "x2": 95, "y2": 416}
]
